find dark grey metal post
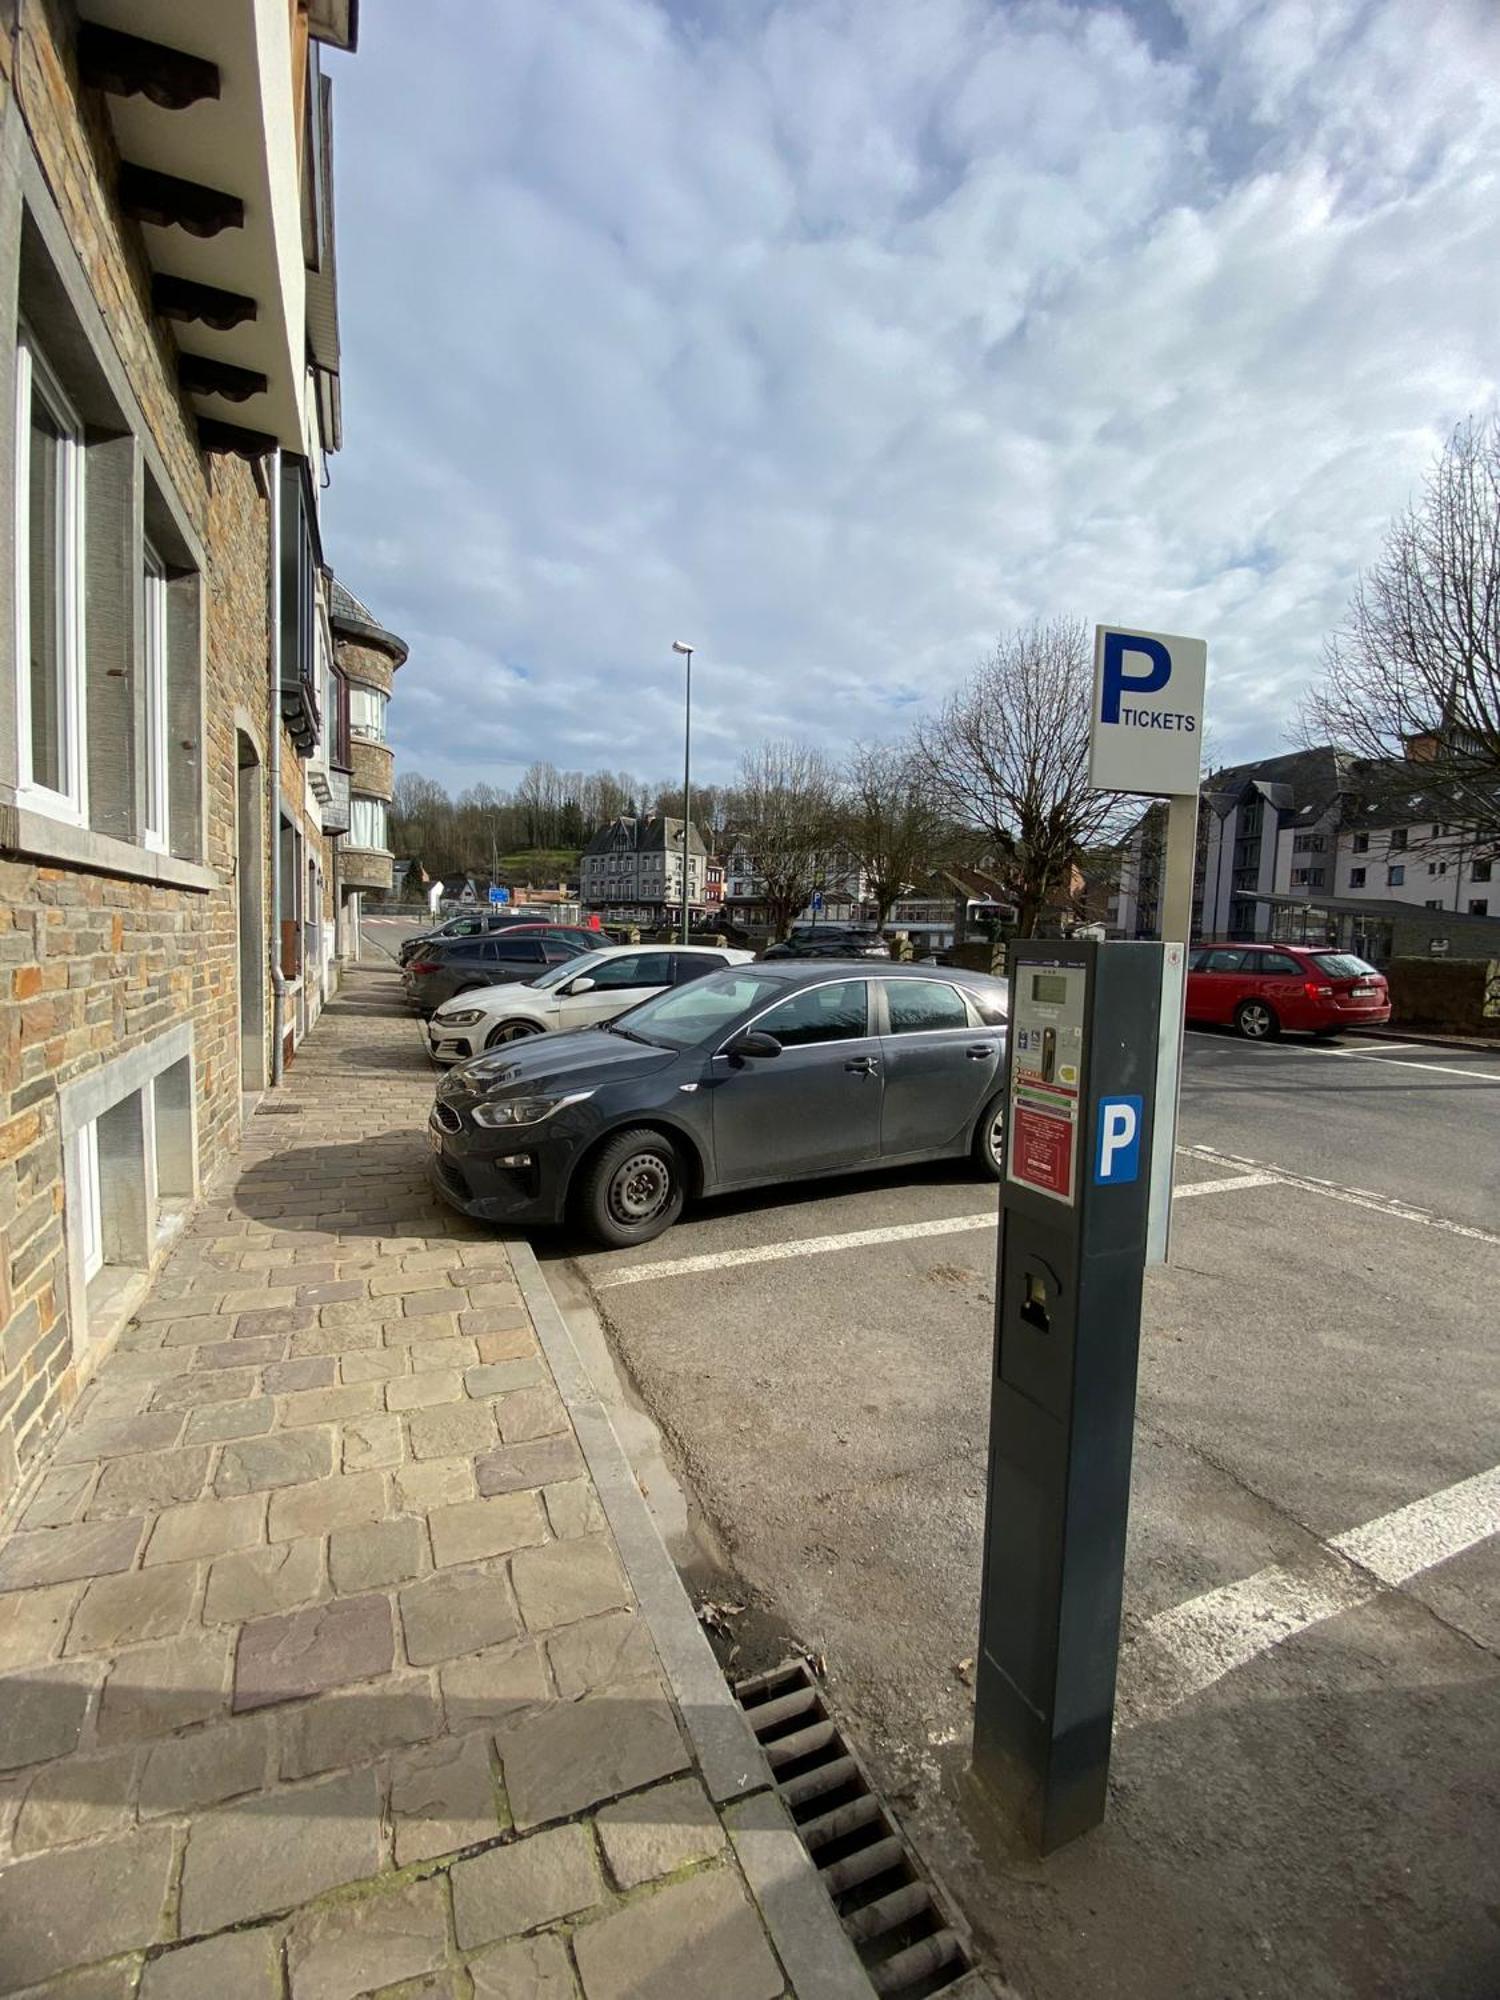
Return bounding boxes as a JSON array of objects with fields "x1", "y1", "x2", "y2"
[
  {"x1": 681, "y1": 645, "x2": 692, "y2": 944},
  {"x1": 971, "y1": 938, "x2": 1162, "y2": 1853}
]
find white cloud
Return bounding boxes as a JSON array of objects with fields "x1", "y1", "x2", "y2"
[{"x1": 322, "y1": 0, "x2": 1500, "y2": 794}]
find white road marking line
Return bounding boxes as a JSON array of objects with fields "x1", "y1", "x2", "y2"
[
  {"x1": 592, "y1": 1169, "x2": 1278, "y2": 1287},
  {"x1": 1181, "y1": 1143, "x2": 1500, "y2": 1249},
  {"x1": 590, "y1": 1212, "x2": 998, "y2": 1286},
  {"x1": 1294, "y1": 1045, "x2": 1500, "y2": 1083},
  {"x1": 1130, "y1": 1462, "x2": 1500, "y2": 1720},
  {"x1": 1171, "y1": 1173, "x2": 1277, "y2": 1199},
  {"x1": 1329, "y1": 1463, "x2": 1500, "y2": 1586}
]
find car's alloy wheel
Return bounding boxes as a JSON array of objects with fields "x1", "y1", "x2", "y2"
[
  {"x1": 485, "y1": 1020, "x2": 543, "y2": 1049},
  {"x1": 1235, "y1": 999, "x2": 1278, "y2": 1041},
  {"x1": 973, "y1": 1095, "x2": 1005, "y2": 1180}
]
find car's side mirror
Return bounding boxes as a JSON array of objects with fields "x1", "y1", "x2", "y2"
[
  {"x1": 725, "y1": 1030, "x2": 782, "y2": 1062},
  {"x1": 566, "y1": 975, "x2": 596, "y2": 995}
]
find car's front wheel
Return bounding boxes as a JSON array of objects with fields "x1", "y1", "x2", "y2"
[
  {"x1": 972, "y1": 1094, "x2": 1005, "y2": 1180},
  {"x1": 577, "y1": 1127, "x2": 686, "y2": 1247},
  {"x1": 1234, "y1": 998, "x2": 1280, "y2": 1041},
  {"x1": 484, "y1": 1020, "x2": 544, "y2": 1050}
]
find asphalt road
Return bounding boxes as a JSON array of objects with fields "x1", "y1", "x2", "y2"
[{"x1": 538, "y1": 1028, "x2": 1500, "y2": 2000}]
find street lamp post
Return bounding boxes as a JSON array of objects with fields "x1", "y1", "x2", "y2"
[{"x1": 672, "y1": 641, "x2": 694, "y2": 944}]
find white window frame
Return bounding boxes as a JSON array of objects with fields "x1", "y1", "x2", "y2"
[
  {"x1": 75, "y1": 1122, "x2": 103, "y2": 1280},
  {"x1": 14, "y1": 332, "x2": 87, "y2": 823},
  {"x1": 348, "y1": 683, "x2": 387, "y2": 743},
  {"x1": 142, "y1": 541, "x2": 169, "y2": 851}
]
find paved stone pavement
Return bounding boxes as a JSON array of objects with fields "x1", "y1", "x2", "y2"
[{"x1": 0, "y1": 968, "x2": 802, "y2": 1999}]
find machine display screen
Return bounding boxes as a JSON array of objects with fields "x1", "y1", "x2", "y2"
[{"x1": 1030, "y1": 973, "x2": 1069, "y2": 1006}]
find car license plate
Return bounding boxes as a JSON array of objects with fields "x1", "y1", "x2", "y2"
[{"x1": 1350, "y1": 984, "x2": 1376, "y2": 998}]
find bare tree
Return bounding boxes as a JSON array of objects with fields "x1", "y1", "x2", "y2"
[
  {"x1": 728, "y1": 741, "x2": 839, "y2": 939},
  {"x1": 918, "y1": 618, "x2": 1129, "y2": 935},
  {"x1": 839, "y1": 740, "x2": 948, "y2": 930},
  {"x1": 1304, "y1": 416, "x2": 1500, "y2": 824}
]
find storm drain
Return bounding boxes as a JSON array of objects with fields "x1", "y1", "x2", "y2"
[{"x1": 735, "y1": 1661, "x2": 973, "y2": 2000}]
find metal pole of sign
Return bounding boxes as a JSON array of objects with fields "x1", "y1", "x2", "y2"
[
  {"x1": 1145, "y1": 790, "x2": 1197, "y2": 1266},
  {"x1": 672, "y1": 641, "x2": 694, "y2": 945}
]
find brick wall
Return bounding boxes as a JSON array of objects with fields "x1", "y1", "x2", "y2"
[{"x1": 0, "y1": 4, "x2": 341, "y2": 1513}]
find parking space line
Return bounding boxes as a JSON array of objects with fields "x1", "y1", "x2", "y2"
[
  {"x1": 591, "y1": 1168, "x2": 1289, "y2": 1287},
  {"x1": 1132, "y1": 1463, "x2": 1500, "y2": 1720},
  {"x1": 1181, "y1": 1143, "x2": 1500, "y2": 1248},
  {"x1": 1330, "y1": 1463, "x2": 1500, "y2": 1585},
  {"x1": 1291, "y1": 1045, "x2": 1500, "y2": 1083},
  {"x1": 1171, "y1": 1173, "x2": 1278, "y2": 1199},
  {"x1": 588, "y1": 1212, "x2": 998, "y2": 1287}
]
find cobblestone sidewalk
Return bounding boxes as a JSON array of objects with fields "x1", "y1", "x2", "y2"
[{"x1": 0, "y1": 967, "x2": 846, "y2": 1999}]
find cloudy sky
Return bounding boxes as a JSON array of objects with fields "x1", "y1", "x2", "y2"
[{"x1": 324, "y1": 0, "x2": 1500, "y2": 797}]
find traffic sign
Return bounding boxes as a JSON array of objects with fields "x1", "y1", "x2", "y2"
[
  {"x1": 488, "y1": 885, "x2": 510, "y2": 906},
  {"x1": 810, "y1": 892, "x2": 824, "y2": 913},
  {"x1": 1093, "y1": 1094, "x2": 1142, "y2": 1184},
  {"x1": 1088, "y1": 626, "x2": 1206, "y2": 796}
]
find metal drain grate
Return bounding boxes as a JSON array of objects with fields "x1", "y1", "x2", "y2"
[{"x1": 736, "y1": 1660, "x2": 973, "y2": 1999}]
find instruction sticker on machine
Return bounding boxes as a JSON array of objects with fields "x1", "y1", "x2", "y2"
[{"x1": 1006, "y1": 965, "x2": 1086, "y2": 1206}]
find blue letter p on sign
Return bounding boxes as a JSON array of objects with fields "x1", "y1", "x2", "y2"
[
  {"x1": 1100, "y1": 633, "x2": 1171, "y2": 724},
  {"x1": 1094, "y1": 1095, "x2": 1142, "y2": 1185}
]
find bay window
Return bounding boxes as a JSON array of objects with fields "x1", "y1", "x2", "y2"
[
  {"x1": 349, "y1": 796, "x2": 387, "y2": 850},
  {"x1": 348, "y1": 683, "x2": 387, "y2": 742}
]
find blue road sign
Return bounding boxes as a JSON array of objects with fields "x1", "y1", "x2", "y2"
[
  {"x1": 488, "y1": 885, "x2": 510, "y2": 905},
  {"x1": 1093, "y1": 1095, "x2": 1143, "y2": 1185},
  {"x1": 810, "y1": 892, "x2": 824, "y2": 913}
]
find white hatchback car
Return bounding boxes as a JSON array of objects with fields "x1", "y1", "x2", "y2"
[{"x1": 425, "y1": 942, "x2": 755, "y2": 1064}]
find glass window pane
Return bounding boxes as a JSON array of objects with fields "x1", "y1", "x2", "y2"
[
  {"x1": 885, "y1": 979, "x2": 970, "y2": 1033},
  {"x1": 758, "y1": 980, "x2": 868, "y2": 1047},
  {"x1": 28, "y1": 390, "x2": 65, "y2": 792},
  {"x1": 143, "y1": 549, "x2": 168, "y2": 843}
]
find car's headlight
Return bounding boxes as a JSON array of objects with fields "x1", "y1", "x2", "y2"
[
  {"x1": 435, "y1": 1009, "x2": 485, "y2": 1026},
  {"x1": 471, "y1": 1089, "x2": 594, "y2": 1129}
]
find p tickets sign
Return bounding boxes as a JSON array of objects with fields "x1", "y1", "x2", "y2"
[{"x1": 1089, "y1": 626, "x2": 1207, "y2": 797}]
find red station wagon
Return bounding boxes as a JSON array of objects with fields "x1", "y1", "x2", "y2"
[{"x1": 1185, "y1": 943, "x2": 1392, "y2": 1041}]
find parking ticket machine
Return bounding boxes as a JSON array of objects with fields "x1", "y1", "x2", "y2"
[{"x1": 971, "y1": 938, "x2": 1165, "y2": 1853}]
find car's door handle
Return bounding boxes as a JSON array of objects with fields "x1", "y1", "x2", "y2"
[
  {"x1": 966, "y1": 1044, "x2": 997, "y2": 1060},
  {"x1": 845, "y1": 1056, "x2": 879, "y2": 1075}
]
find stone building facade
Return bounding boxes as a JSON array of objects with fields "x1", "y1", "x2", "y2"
[
  {"x1": 331, "y1": 579, "x2": 405, "y2": 909},
  {"x1": 0, "y1": 2, "x2": 402, "y2": 1516}
]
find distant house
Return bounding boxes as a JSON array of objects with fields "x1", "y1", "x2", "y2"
[{"x1": 580, "y1": 816, "x2": 707, "y2": 918}]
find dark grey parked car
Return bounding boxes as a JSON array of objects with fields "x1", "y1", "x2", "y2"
[
  {"x1": 403, "y1": 932, "x2": 591, "y2": 1014},
  {"x1": 398, "y1": 910, "x2": 545, "y2": 966},
  {"x1": 761, "y1": 926, "x2": 890, "y2": 961},
  {"x1": 428, "y1": 961, "x2": 1009, "y2": 1247}
]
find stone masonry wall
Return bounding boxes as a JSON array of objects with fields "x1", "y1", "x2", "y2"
[{"x1": 0, "y1": 4, "x2": 336, "y2": 1512}]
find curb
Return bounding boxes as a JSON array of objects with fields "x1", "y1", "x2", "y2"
[{"x1": 506, "y1": 1236, "x2": 875, "y2": 2000}]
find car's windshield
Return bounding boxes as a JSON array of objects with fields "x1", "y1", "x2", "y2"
[{"x1": 610, "y1": 969, "x2": 788, "y2": 1048}]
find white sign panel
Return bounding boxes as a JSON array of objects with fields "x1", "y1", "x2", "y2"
[{"x1": 1089, "y1": 626, "x2": 1207, "y2": 796}]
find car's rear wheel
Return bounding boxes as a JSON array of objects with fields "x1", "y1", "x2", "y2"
[
  {"x1": 972, "y1": 1094, "x2": 1005, "y2": 1180},
  {"x1": 1234, "y1": 998, "x2": 1280, "y2": 1041},
  {"x1": 578, "y1": 1127, "x2": 685, "y2": 1248},
  {"x1": 484, "y1": 1020, "x2": 543, "y2": 1049}
]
